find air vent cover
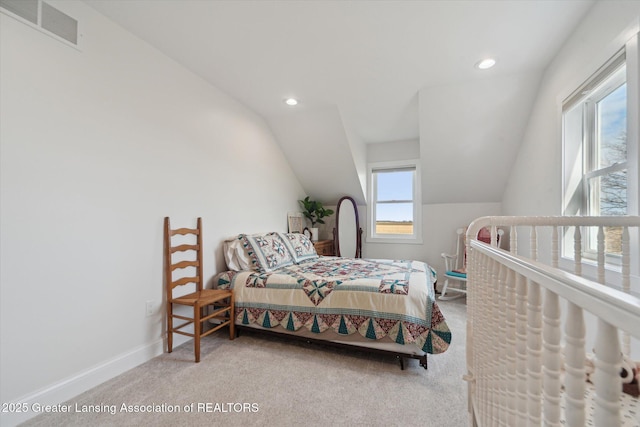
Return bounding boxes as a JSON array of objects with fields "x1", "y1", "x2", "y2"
[
  {"x1": 41, "y1": 2, "x2": 77, "y2": 45},
  {"x1": 0, "y1": 0, "x2": 38, "y2": 24},
  {"x1": 1, "y1": 0, "x2": 79, "y2": 47}
]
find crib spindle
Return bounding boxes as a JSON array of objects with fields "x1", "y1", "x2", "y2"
[
  {"x1": 497, "y1": 263, "x2": 509, "y2": 425},
  {"x1": 515, "y1": 272, "x2": 529, "y2": 426},
  {"x1": 476, "y1": 252, "x2": 489, "y2": 426},
  {"x1": 542, "y1": 289, "x2": 562, "y2": 426},
  {"x1": 527, "y1": 279, "x2": 542, "y2": 426},
  {"x1": 593, "y1": 320, "x2": 621, "y2": 426},
  {"x1": 467, "y1": 244, "x2": 481, "y2": 425},
  {"x1": 505, "y1": 269, "x2": 517, "y2": 427},
  {"x1": 551, "y1": 226, "x2": 559, "y2": 269},
  {"x1": 510, "y1": 225, "x2": 517, "y2": 254},
  {"x1": 491, "y1": 225, "x2": 498, "y2": 247},
  {"x1": 530, "y1": 226, "x2": 538, "y2": 261},
  {"x1": 490, "y1": 259, "x2": 502, "y2": 424},
  {"x1": 480, "y1": 254, "x2": 492, "y2": 426},
  {"x1": 597, "y1": 226, "x2": 605, "y2": 284},
  {"x1": 564, "y1": 302, "x2": 586, "y2": 427},
  {"x1": 573, "y1": 226, "x2": 582, "y2": 276},
  {"x1": 622, "y1": 226, "x2": 631, "y2": 293},
  {"x1": 621, "y1": 226, "x2": 631, "y2": 356}
]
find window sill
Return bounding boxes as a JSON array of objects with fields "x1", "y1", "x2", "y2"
[
  {"x1": 559, "y1": 256, "x2": 640, "y2": 297},
  {"x1": 366, "y1": 236, "x2": 423, "y2": 245},
  {"x1": 560, "y1": 255, "x2": 622, "y2": 273}
]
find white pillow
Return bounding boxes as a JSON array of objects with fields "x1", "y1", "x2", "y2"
[{"x1": 223, "y1": 236, "x2": 253, "y2": 271}]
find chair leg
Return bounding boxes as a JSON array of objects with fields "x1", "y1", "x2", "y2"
[
  {"x1": 438, "y1": 278, "x2": 465, "y2": 301},
  {"x1": 229, "y1": 294, "x2": 235, "y2": 341},
  {"x1": 167, "y1": 303, "x2": 173, "y2": 353},
  {"x1": 440, "y1": 278, "x2": 449, "y2": 299},
  {"x1": 194, "y1": 303, "x2": 201, "y2": 363}
]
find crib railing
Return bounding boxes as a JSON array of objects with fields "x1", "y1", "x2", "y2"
[{"x1": 465, "y1": 216, "x2": 640, "y2": 427}]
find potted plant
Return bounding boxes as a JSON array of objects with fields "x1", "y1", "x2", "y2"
[{"x1": 299, "y1": 196, "x2": 334, "y2": 241}]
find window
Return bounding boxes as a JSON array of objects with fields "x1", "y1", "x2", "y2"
[
  {"x1": 562, "y1": 40, "x2": 638, "y2": 262},
  {"x1": 367, "y1": 160, "x2": 421, "y2": 242}
]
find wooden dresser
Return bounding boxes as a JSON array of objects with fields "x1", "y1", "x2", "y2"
[{"x1": 313, "y1": 239, "x2": 335, "y2": 256}]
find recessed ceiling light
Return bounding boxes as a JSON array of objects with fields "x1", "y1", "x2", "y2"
[
  {"x1": 285, "y1": 98, "x2": 298, "y2": 106},
  {"x1": 476, "y1": 58, "x2": 496, "y2": 70}
]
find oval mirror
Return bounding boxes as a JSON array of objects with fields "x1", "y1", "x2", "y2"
[{"x1": 334, "y1": 196, "x2": 362, "y2": 258}]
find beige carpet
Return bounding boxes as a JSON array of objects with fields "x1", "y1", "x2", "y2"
[{"x1": 22, "y1": 298, "x2": 468, "y2": 427}]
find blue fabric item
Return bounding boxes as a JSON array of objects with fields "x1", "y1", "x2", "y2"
[{"x1": 445, "y1": 270, "x2": 467, "y2": 278}]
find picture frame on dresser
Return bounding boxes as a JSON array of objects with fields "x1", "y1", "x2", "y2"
[{"x1": 287, "y1": 212, "x2": 304, "y2": 233}]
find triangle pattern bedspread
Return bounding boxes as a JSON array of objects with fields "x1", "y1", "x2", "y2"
[{"x1": 216, "y1": 258, "x2": 451, "y2": 354}]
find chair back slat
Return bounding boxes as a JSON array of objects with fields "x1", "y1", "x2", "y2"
[
  {"x1": 171, "y1": 244, "x2": 199, "y2": 253},
  {"x1": 171, "y1": 276, "x2": 200, "y2": 289},
  {"x1": 171, "y1": 260, "x2": 199, "y2": 271},
  {"x1": 171, "y1": 227, "x2": 199, "y2": 236}
]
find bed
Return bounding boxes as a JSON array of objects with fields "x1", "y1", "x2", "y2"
[
  {"x1": 214, "y1": 232, "x2": 451, "y2": 369},
  {"x1": 465, "y1": 216, "x2": 640, "y2": 427}
]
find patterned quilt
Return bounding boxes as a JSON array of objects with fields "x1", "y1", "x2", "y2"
[{"x1": 215, "y1": 258, "x2": 451, "y2": 354}]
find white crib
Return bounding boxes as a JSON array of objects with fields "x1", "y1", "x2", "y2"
[{"x1": 465, "y1": 216, "x2": 640, "y2": 427}]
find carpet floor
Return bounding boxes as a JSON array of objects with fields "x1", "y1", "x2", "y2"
[{"x1": 22, "y1": 298, "x2": 468, "y2": 427}]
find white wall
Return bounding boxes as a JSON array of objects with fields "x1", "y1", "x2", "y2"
[
  {"x1": 367, "y1": 139, "x2": 420, "y2": 163},
  {"x1": 341, "y1": 115, "x2": 368, "y2": 204},
  {"x1": 502, "y1": 1, "x2": 640, "y2": 216},
  {"x1": 0, "y1": 2, "x2": 305, "y2": 424}
]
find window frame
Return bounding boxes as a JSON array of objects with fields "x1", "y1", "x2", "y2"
[
  {"x1": 561, "y1": 30, "x2": 639, "y2": 271},
  {"x1": 367, "y1": 159, "x2": 422, "y2": 244},
  {"x1": 583, "y1": 63, "x2": 628, "y2": 260},
  {"x1": 583, "y1": 63, "x2": 627, "y2": 214}
]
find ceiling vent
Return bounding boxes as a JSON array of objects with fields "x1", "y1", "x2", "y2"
[{"x1": 1, "y1": 0, "x2": 79, "y2": 47}]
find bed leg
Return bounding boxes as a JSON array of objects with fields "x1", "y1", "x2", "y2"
[
  {"x1": 419, "y1": 355, "x2": 428, "y2": 370},
  {"x1": 397, "y1": 355, "x2": 405, "y2": 370}
]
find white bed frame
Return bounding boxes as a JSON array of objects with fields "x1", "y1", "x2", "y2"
[{"x1": 465, "y1": 216, "x2": 640, "y2": 427}]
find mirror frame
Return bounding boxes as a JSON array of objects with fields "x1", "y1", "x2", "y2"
[{"x1": 332, "y1": 196, "x2": 363, "y2": 258}]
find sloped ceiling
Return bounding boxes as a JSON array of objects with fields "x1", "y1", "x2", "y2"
[
  {"x1": 269, "y1": 106, "x2": 366, "y2": 205},
  {"x1": 420, "y1": 71, "x2": 542, "y2": 203},
  {"x1": 84, "y1": 0, "x2": 594, "y2": 205}
]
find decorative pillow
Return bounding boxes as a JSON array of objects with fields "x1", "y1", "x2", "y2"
[
  {"x1": 223, "y1": 237, "x2": 253, "y2": 271},
  {"x1": 241, "y1": 232, "x2": 294, "y2": 273},
  {"x1": 278, "y1": 232, "x2": 319, "y2": 263}
]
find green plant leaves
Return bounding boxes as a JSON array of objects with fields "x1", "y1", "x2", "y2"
[{"x1": 298, "y1": 197, "x2": 334, "y2": 227}]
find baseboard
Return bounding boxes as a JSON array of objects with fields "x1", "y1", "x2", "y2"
[{"x1": 1, "y1": 337, "x2": 169, "y2": 427}]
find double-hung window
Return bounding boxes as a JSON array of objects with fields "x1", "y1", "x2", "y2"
[
  {"x1": 367, "y1": 160, "x2": 421, "y2": 242},
  {"x1": 562, "y1": 37, "x2": 638, "y2": 262}
]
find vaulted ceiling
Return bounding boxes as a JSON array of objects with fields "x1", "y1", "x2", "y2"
[{"x1": 85, "y1": 0, "x2": 594, "y2": 205}]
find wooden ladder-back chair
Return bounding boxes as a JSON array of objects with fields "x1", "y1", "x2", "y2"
[
  {"x1": 439, "y1": 226, "x2": 504, "y2": 300},
  {"x1": 164, "y1": 217, "x2": 234, "y2": 362}
]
